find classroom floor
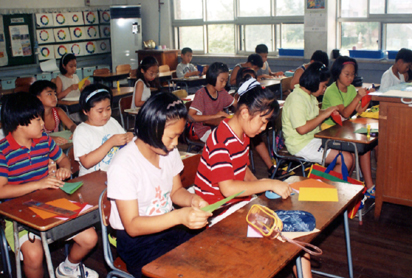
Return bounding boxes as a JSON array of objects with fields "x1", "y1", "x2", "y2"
[{"x1": 2, "y1": 113, "x2": 412, "y2": 278}]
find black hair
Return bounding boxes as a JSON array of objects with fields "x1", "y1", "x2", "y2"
[
  {"x1": 59, "y1": 53, "x2": 76, "y2": 75},
  {"x1": 79, "y1": 83, "x2": 112, "y2": 113},
  {"x1": 235, "y1": 67, "x2": 257, "y2": 87},
  {"x1": 206, "y1": 62, "x2": 229, "y2": 86},
  {"x1": 330, "y1": 56, "x2": 358, "y2": 81},
  {"x1": 247, "y1": 54, "x2": 264, "y2": 68},
  {"x1": 310, "y1": 50, "x2": 329, "y2": 67},
  {"x1": 29, "y1": 80, "x2": 57, "y2": 97},
  {"x1": 255, "y1": 44, "x2": 269, "y2": 54},
  {"x1": 135, "y1": 92, "x2": 187, "y2": 153},
  {"x1": 1, "y1": 92, "x2": 44, "y2": 135},
  {"x1": 181, "y1": 47, "x2": 193, "y2": 55},
  {"x1": 136, "y1": 56, "x2": 160, "y2": 88},
  {"x1": 299, "y1": 62, "x2": 331, "y2": 93},
  {"x1": 395, "y1": 48, "x2": 412, "y2": 63},
  {"x1": 236, "y1": 83, "x2": 279, "y2": 122}
]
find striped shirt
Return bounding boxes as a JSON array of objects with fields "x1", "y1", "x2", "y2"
[
  {"x1": 194, "y1": 118, "x2": 250, "y2": 205},
  {"x1": 0, "y1": 132, "x2": 62, "y2": 185}
]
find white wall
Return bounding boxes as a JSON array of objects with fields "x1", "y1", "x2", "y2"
[{"x1": 0, "y1": 0, "x2": 110, "y2": 8}]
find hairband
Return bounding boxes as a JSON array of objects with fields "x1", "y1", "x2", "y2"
[
  {"x1": 167, "y1": 100, "x2": 182, "y2": 110},
  {"x1": 343, "y1": 61, "x2": 355, "y2": 65},
  {"x1": 237, "y1": 78, "x2": 260, "y2": 98},
  {"x1": 85, "y1": 89, "x2": 109, "y2": 103},
  {"x1": 61, "y1": 53, "x2": 68, "y2": 64},
  {"x1": 318, "y1": 64, "x2": 326, "y2": 71}
]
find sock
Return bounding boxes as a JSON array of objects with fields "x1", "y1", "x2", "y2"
[{"x1": 60, "y1": 257, "x2": 80, "y2": 274}]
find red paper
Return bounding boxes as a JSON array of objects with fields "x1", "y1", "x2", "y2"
[
  {"x1": 361, "y1": 90, "x2": 372, "y2": 108},
  {"x1": 331, "y1": 111, "x2": 342, "y2": 126}
]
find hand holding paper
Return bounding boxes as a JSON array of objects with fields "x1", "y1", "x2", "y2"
[
  {"x1": 78, "y1": 76, "x2": 90, "y2": 90},
  {"x1": 361, "y1": 90, "x2": 372, "y2": 108},
  {"x1": 331, "y1": 111, "x2": 342, "y2": 126},
  {"x1": 201, "y1": 190, "x2": 245, "y2": 213}
]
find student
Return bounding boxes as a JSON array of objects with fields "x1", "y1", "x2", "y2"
[
  {"x1": 73, "y1": 84, "x2": 133, "y2": 176},
  {"x1": 107, "y1": 92, "x2": 211, "y2": 277},
  {"x1": 380, "y1": 48, "x2": 412, "y2": 90},
  {"x1": 255, "y1": 44, "x2": 284, "y2": 80},
  {"x1": 189, "y1": 62, "x2": 235, "y2": 142},
  {"x1": 29, "y1": 80, "x2": 76, "y2": 145},
  {"x1": 132, "y1": 56, "x2": 159, "y2": 109},
  {"x1": 55, "y1": 53, "x2": 90, "y2": 100},
  {"x1": 229, "y1": 54, "x2": 263, "y2": 86},
  {"x1": 0, "y1": 92, "x2": 98, "y2": 278},
  {"x1": 321, "y1": 56, "x2": 375, "y2": 195},
  {"x1": 176, "y1": 47, "x2": 206, "y2": 78},
  {"x1": 282, "y1": 62, "x2": 353, "y2": 173},
  {"x1": 290, "y1": 50, "x2": 329, "y2": 89}
]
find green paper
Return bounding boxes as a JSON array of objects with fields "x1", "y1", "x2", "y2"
[
  {"x1": 61, "y1": 181, "x2": 83, "y2": 195},
  {"x1": 201, "y1": 190, "x2": 245, "y2": 213},
  {"x1": 354, "y1": 127, "x2": 379, "y2": 134},
  {"x1": 49, "y1": 130, "x2": 73, "y2": 143}
]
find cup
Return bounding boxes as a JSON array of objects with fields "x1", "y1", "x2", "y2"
[{"x1": 162, "y1": 45, "x2": 167, "y2": 49}]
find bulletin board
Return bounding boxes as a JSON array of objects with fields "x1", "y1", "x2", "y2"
[{"x1": 2, "y1": 14, "x2": 36, "y2": 66}]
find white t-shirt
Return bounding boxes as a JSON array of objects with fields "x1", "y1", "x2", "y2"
[
  {"x1": 380, "y1": 66, "x2": 406, "y2": 91},
  {"x1": 176, "y1": 63, "x2": 197, "y2": 78},
  {"x1": 107, "y1": 141, "x2": 184, "y2": 230},
  {"x1": 131, "y1": 79, "x2": 151, "y2": 109},
  {"x1": 58, "y1": 74, "x2": 81, "y2": 100},
  {"x1": 73, "y1": 117, "x2": 126, "y2": 176}
]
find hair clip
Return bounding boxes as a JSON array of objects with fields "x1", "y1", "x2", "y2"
[
  {"x1": 237, "y1": 78, "x2": 260, "y2": 98},
  {"x1": 167, "y1": 100, "x2": 182, "y2": 110},
  {"x1": 318, "y1": 64, "x2": 326, "y2": 71},
  {"x1": 343, "y1": 61, "x2": 355, "y2": 65},
  {"x1": 85, "y1": 89, "x2": 109, "y2": 103}
]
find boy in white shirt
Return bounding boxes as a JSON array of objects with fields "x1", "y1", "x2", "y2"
[
  {"x1": 176, "y1": 47, "x2": 207, "y2": 78},
  {"x1": 380, "y1": 48, "x2": 412, "y2": 90}
]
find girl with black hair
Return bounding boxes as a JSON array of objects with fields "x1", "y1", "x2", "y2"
[
  {"x1": 107, "y1": 92, "x2": 211, "y2": 278},
  {"x1": 132, "y1": 56, "x2": 160, "y2": 109}
]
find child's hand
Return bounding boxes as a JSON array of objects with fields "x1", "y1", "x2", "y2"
[
  {"x1": 83, "y1": 79, "x2": 91, "y2": 88},
  {"x1": 55, "y1": 168, "x2": 71, "y2": 181},
  {"x1": 48, "y1": 159, "x2": 57, "y2": 176},
  {"x1": 274, "y1": 71, "x2": 284, "y2": 77},
  {"x1": 110, "y1": 133, "x2": 129, "y2": 147},
  {"x1": 70, "y1": 84, "x2": 79, "y2": 91},
  {"x1": 270, "y1": 180, "x2": 292, "y2": 199},
  {"x1": 52, "y1": 136, "x2": 68, "y2": 145},
  {"x1": 180, "y1": 207, "x2": 211, "y2": 229},
  {"x1": 191, "y1": 195, "x2": 209, "y2": 209},
  {"x1": 216, "y1": 111, "x2": 230, "y2": 118},
  {"x1": 357, "y1": 88, "x2": 367, "y2": 98},
  {"x1": 192, "y1": 71, "x2": 200, "y2": 76},
  {"x1": 325, "y1": 106, "x2": 339, "y2": 116},
  {"x1": 38, "y1": 176, "x2": 65, "y2": 190},
  {"x1": 125, "y1": 132, "x2": 134, "y2": 143},
  {"x1": 202, "y1": 66, "x2": 208, "y2": 75}
]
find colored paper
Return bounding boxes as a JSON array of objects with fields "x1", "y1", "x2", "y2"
[
  {"x1": 331, "y1": 111, "x2": 342, "y2": 126},
  {"x1": 290, "y1": 179, "x2": 335, "y2": 193},
  {"x1": 201, "y1": 190, "x2": 245, "y2": 213},
  {"x1": 60, "y1": 182, "x2": 83, "y2": 195},
  {"x1": 29, "y1": 207, "x2": 56, "y2": 219},
  {"x1": 49, "y1": 130, "x2": 72, "y2": 141},
  {"x1": 78, "y1": 76, "x2": 89, "y2": 90},
  {"x1": 298, "y1": 187, "x2": 338, "y2": 202},
  {"x1": 354, "y1": 127, "x2": 378, "y2": 134},
  {"x1": 361, "y1": 95, "x2": 372, "y2": 108},
  {"x1": 28, "y1": 198, "x2": 81, "y2": 219}
]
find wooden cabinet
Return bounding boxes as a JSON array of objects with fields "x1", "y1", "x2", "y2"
[
  {"x1": 373, "y1": 96, "x2": 412, "y2": 218},
  {"x1": 136, "y1": 49, "x2": 179, "y2": 71}
]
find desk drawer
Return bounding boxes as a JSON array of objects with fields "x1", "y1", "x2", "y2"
[
  {"x1": 1, "y1": 78, "x2": 16, "y2": 90},
  {"x1": 36, "y1": 73, "x2": 52, "y2": 81},
  {"x1": 321, "y1": 139, "x2": 378, "y2": 155}
]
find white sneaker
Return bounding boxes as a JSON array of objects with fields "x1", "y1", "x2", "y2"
[{"x1": 55, "y1": 262, "x2": 99, "y2": 278}]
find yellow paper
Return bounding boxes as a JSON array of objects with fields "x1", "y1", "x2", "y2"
[
  {"x1": 78, "y1": 76, "x2": 90, "y2": 90},
  {"x1": 298, "y1": 187, "x2": 338, "y2": 202}
]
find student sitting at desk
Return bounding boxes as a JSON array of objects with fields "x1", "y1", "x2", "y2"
[
  {"x1": 189, "y1": 62, "x2": 236, "y2": 142},
  {"x1": 176, "y1": 47, "x2": 207, "y2": 78},
  {"x1": 0, "y1": 92, "x2": 98, "y2": 278},
  {"x1": 282, "y1": 62, "x2": 353, "y2": 174},
  {"x1": 229, "y1": 54, "x2": 263, "y2": 86},
  {"x1": 380, "y1": 48, "x2": 412, "y2": 91},
  {"x1": 131, "y1": 56, "x2": 160, "y2": 109},
  {"x1": 107, "y1": 93, "x2": 212, "y2": 278},
  {"x1": 255, "y1": 44, "x2": 284, "y2": 80},
  {"x1": 30, "y1": 80, "x2": 76, "y2": 145},
  {"x1": 290, "y1": 50, "x2": 329, "y2": 89},
  {"x1": 321, "y1": 56, "x2": 375, "y2": 196}
]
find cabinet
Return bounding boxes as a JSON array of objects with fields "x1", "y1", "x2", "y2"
[
  {"x1": 373, "y1": 96, "x2": 412, "y2": 218},
  {"x1": 136, "y1": 49, "x2": 179, "y2": 71}
]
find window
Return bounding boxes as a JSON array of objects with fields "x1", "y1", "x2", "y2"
[
  {"x1": 386, "y1": 24, "x2": 412, "y2": 50},
  {"x1": 387, "y1": 0, "x2": 412, "y2": 14},
  {"x1": 341, "y1": 22, "x2": 379, "y2": 51},
  {"x1": 172, "y1": 0, "x2": 304, "y2": 55}
]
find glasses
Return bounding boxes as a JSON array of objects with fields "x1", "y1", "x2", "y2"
[{"x1": 146, "y1": 71, "x2": 159, "y2": 77}]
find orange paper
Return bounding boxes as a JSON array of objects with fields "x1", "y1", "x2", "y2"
[
  {"x1": 290, "y1": 179, "x2": 335, "y2": 193},
  {"x1": 28, "y1": 198, "x2": 80, "y2": 219}
]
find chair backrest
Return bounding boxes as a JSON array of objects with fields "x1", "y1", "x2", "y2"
[
  {"x1": 68, "y1": 146, "x2": 80, "y2": 176},
  {"x1": 15, "y1": 77, "x2": 36, "y2": 88},
  {"x1": 180, "y1": 154, "x2": 201, "y2": 188},
  {"x1": 129, "y1": 69, "x2": 137, "y2": 78},
  {"x1": 116, "y1": 64, "x2": 131, "y2": 74},
  {"x1": 93, "y1": 68, "x2": 110, "y2": 76},
  {"x1": 118, "y1": 95, "x2": 133, "y2": 129},
  {"x1": 99, "y1": 188, "x2": 111, "y2": 227},
  {"x1": 159, "y1": 64, "x2": 170, "y2": 73},
  {"x1": 172, "y1": 89, "x2": 188, "y2": 99},
  {"x1": 280, "y1": 77, "x2": 293, "y2": 94},
  {"x1": 13, "y1": 86, "x2": 30, "y2": 93}
]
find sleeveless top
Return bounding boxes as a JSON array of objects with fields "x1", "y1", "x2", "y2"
[
  {"x1": 44, "y1": 108, "x2": 60, "y2": 133},
  {"x1": 58, "y1": 74, "x2": 80, "y2": 100},
  {"x1": 131, "y1": 79, "x2": 151, "y2": 109}
]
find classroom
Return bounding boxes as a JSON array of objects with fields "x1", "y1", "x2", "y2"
[{"x1": 0, "y1": 1, "x2": 411, "y2": 278}]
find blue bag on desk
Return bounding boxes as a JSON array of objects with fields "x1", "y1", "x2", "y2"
[{"x1": 275, "y1": 210, "x2": 316, "y2": 232}]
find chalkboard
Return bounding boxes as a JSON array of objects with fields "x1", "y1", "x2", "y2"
[{"x1": 2, "y1": 14, "x2": 35, "y2": 66}]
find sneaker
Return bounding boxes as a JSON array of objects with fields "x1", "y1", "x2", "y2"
[
  {"x1": 55, "y1": 262, "x2": 99, "y2": 278},
  {"x1": 364, "y1": 185, "x2": 375, "y2": 199}
]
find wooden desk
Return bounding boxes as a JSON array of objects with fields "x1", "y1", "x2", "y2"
[
  {"x1": 93, "y1": 72, "x2": 130, "y2": 85},
  {"x1": 142, "y1": 176, "x2": 363, "y2": 278},
  {"x1": 372, "y1": 95, "x2": 412, "y2": 219},
  {"x1": 137, "y1": 49, "x2": 179, "y2": 71},
  {"x1": 170, "y1": 76, "x2": 207, "y2": 90},
  {"x1": 0, "y1": 171, "x2": 107, "y2": 278}
]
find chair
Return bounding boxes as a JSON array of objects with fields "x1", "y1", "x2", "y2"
[
  {"x1": 267, "y1": 109, "x2": 311, "y2": 179},
  {"x1": 93, "y1": 68, "x2": 110, "y2": 76},
  {"x1": 0, "y1": 222, "x2": 12, "y2": 278},
  {"x1": 67, "y1": 146, "x2": 80, "y2": 178},
  {"x1": 159, "y1": 65, "x2": 170, "y2": 73},
  {"x1": 279, "y1": 77, "x2": 292, "y2": 100},
  {"x1": 15, "y1": 77, "x2": 36, "y2": 88},
  {"x1": 99, "y1": 189, "x2": 134, "y2": 278},
  {"x1": 180, "y1": 154, "x2": 201, "y2": 188},
  {"x1": 128, "y1": 69, "x2": 137, "y2": 87},
  {"x1": 183, "y1": 101, "x2": 205, "y2": 153},
  {"x1": 115, "y1": 64, "x2": 131, "y2": 74},
  {"x1": 118, "y1": 95, "x2": 134, "y2": 131}
]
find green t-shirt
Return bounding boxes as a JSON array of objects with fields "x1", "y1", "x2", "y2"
[
  {"x1": 321, "y1": 82, "x2": 358, "y2": 126},
  {"x1": 282, "y1": 85, "x2": 320, "y2": 155}
]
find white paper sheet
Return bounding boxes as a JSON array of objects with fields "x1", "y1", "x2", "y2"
[{"x1": 40, "y1": 59, "x2": 59, "y2": 72}]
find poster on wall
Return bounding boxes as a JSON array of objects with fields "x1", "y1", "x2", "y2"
[
  {"x1": 37, "y1": 29, "x2": 55, "y2": 44},
  {"x1": 36, "y1": 13, "x2": 54, "y2": 27},
  {"x1": 38, "y1": 45, "x2": 55, "y2": 61},
  {"x1": 84, "y1": 41, "x2": 97, "y2": 55},
  {"x1": 70, "y1": 42, "x2": 83, "y2": 56},
  {"x1": 54, "y1": 44, "x2": 70, "y2": 58},
  {"x1": 85, "y1": 25, "x2": 100, "y2": 39},
  {"x1": 99, "y1": 10, "x2": 110, "y2": 24},
  {"x1": 96, "y1": 39, "x2": 110, "y2": 54},
  {"x1": 53, "y1": 28, "x2": 71, "y2": 42},
  {"x1": 83, "y1": 11, "x2": 99, "y2": 25},
  {"x1": 53, "y1": 13, "x2": 71, "y2": 26},
  {"x1": 306, "y1": 0, "x2": 325, "y2": 9},
  {"x1": 9, "y1": 25, "x2": 32, "y2": 57},
  {"x1": 0, "y1": 16, "x2": 8, "y2": 66},
  {"x1": 70, "y1": 27, "x2": 86, "y2": 41},
  {"x1": 66, "y1": 12, "x2": 84, "y2": 26},
  {"x1": 100, "y1": 25, "x2": 110, "y2": 38}
]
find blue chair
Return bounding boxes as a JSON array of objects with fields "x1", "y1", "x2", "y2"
[{"x1": 0, "y1": 223, "x2": 12, "y2": 278}]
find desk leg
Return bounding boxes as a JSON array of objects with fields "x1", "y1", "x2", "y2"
[
  {"x1": 343, "y1": 210, "x2": 354, "y2": 278},
  {"x1": 13, "y1": 222, "x2": 22, "y2": 278},
  {"x1": 296, "y1": 256, "x2": 303, "y2": 278},
  {"x1": 41, "y1": 232, "x2": 55, "y2": 278}
]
